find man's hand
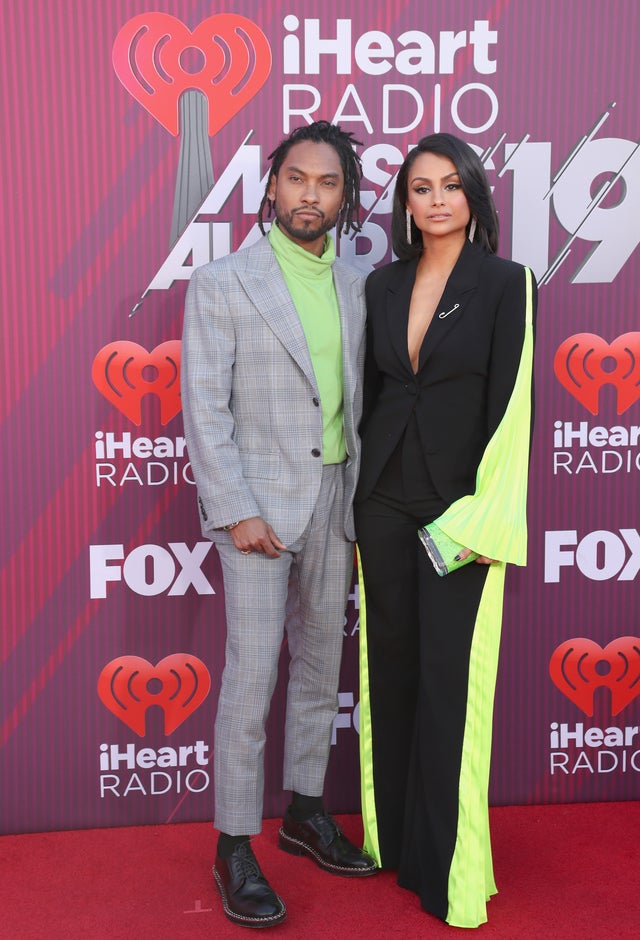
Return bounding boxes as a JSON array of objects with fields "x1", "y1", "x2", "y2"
[{"x1": 229, "y1": 517, "x2": 287, "y2": 558}]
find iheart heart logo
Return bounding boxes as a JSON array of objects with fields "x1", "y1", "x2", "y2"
[
  {"x1": 91, "y1": 340, "x2": 181, "y2": 426},
  {"x1": 112, "y1": 13, "x2": 272, "y2": 136},
  {"x1": 549, "y1": 637, "x2": 640, "y2": 716},
  {"x1": 553, "y1": 332, "x2": 640, "y2": 415},
  {"x1": 98, "y1": 654, "x2": 211, "y2": 736}
]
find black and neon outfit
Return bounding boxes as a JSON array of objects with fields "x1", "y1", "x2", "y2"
[{"x1": 355, "y1": 241, "x2": 536, "y2": 927}]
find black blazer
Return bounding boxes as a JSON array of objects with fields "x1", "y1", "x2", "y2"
[{"x1": 357, "y1": 240, "x2": 536, "y2": 506}]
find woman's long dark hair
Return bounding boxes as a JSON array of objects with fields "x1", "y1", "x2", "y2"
[{"x1": 392, "y1": 133, "x2": 499, "y2": 260}]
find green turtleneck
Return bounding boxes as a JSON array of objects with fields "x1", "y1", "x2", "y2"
[{"x1": 268, "y1": 222, "x2": 346, "y2": 465}]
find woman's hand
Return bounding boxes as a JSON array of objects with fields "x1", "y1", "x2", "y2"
[{"x1": 455, "y1": 548, "x2": 497, "y2": 565}]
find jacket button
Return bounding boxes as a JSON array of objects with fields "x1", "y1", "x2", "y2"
[
  {"x1": 311, "y1": 448, "x2": 321, "y2": 457},
  {"x1": 312, "y1": 397, "x2": 320, "y2": 406}
]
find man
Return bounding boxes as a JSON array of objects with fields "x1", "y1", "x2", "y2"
[{"x1": 181, "y1": 121, "x2": 376, "y2": 929}]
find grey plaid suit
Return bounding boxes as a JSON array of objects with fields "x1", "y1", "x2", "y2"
[{"x1": 181, "y1": 235, "x2": 366, "y2": 834}]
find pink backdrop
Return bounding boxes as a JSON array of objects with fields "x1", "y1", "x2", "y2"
[{"x1": 2, "y1": 0, "x2": 639, "y2": 835}]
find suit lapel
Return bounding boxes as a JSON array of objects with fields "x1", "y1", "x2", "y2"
[
  {"x1": 237, "y1": 238, "x2": 318, "y2": 390},
  {"x1": 417, "y1": 245, "x2": 482, "y2": 370},
  {"x1": 334, "y1": 261, "x2": 362, "y2": 411},
  {"x1": 385, "y1": 260, "x2": 418, "y2": 374},
  {"x1": 382, "y1": 243, "x2": 485, "y2": 376}
]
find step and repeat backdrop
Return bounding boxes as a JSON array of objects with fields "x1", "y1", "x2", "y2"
[{"x1": 1, "y1": 0, "x2": 639, "y2": 835}]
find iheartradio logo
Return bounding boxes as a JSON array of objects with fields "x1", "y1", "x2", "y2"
[
  {"x1": 98, "y1": 654, "x2": 211, "y2": 736},
  {"x1": 92, "y1": 341, "x2": 181, "y2": 425},
  {"x1": 549, "y1": 637, "x2": 640, "y2": 717},
  {"x1": 112, "y1": 13, "x2": 272, "y2": 136},
  {"x1": 554, "y1": 333, "x2": 640, "y2": 415}
]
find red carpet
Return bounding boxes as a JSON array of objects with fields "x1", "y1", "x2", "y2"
[{"x1": 2, "y1": 802, "x2": 638, "y2": 938}]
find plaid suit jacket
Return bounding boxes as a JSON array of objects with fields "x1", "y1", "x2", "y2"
[{"x1": 181, "y1": 236, "x2": 366, "y2": 545}]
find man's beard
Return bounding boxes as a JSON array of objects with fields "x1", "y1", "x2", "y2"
[{"x1": 274, "y1": 205, "x2": 339, "y2": 243}]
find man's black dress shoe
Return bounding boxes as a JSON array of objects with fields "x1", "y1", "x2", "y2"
[
  {"x1": 279, "y1": 809, "x2": 378, "y2": 877},
  {"x1": 213, "y1": 840, "x2": 286, "y2": 928}
]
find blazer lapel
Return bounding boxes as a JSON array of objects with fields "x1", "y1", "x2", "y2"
[
  {"x1": 237, "y1": 238, "x2": 318, "y2": 390},
  {"x1": 334, "y1": 262, "x2": 363, "y2": 411},
  {"x1": 417, "y1": 241, "x2": 485, "y2": 371},
  {"x1": 384, "y1": 259, "x2": 418, "y2": 374}
]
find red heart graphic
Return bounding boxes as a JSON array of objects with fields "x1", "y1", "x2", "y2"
[
  {"x1": 92, "y1": 340, "x2": 181, "y2": 426},
  {"x1": 98, "y1": 654, "x2": 211, "y2": 736},
  {"x1": 112, "y1": 13, "x2": 272, "y2": 136},
  {"x1": 549, "y1": 636, "x2": 640, "y2": 716},
  {"x1": 554, "y1": 332, "x2": 640, "y2": 415}
]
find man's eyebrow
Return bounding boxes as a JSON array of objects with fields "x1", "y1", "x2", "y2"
[{"x1": 284, "y1": 164, "x2": 341, "y2": 179}]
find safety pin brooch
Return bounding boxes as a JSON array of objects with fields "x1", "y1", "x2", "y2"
[{"x1": 438, "y1": 303, "x2": 460, "y2": 319}]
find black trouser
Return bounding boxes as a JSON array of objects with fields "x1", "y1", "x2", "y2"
[{"x1": 355, "y1": 478, "x2": 489, "y2": 917}]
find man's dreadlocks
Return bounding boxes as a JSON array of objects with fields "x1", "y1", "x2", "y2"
[{"x1": 258, "y1": 121, "x2": 363, "y2": 237}]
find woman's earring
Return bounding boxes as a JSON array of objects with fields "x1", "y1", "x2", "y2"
[
  {"x1": 406, "y1": 208, "x2": 412, "y2": 244},
  {"x1": 468, "y1": 217, "x2": 477, "y2": 243}
]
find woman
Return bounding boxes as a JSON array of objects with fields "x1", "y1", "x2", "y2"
[{"x1": 355, "y1": 133, "x2": 536, "y2": 928}]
